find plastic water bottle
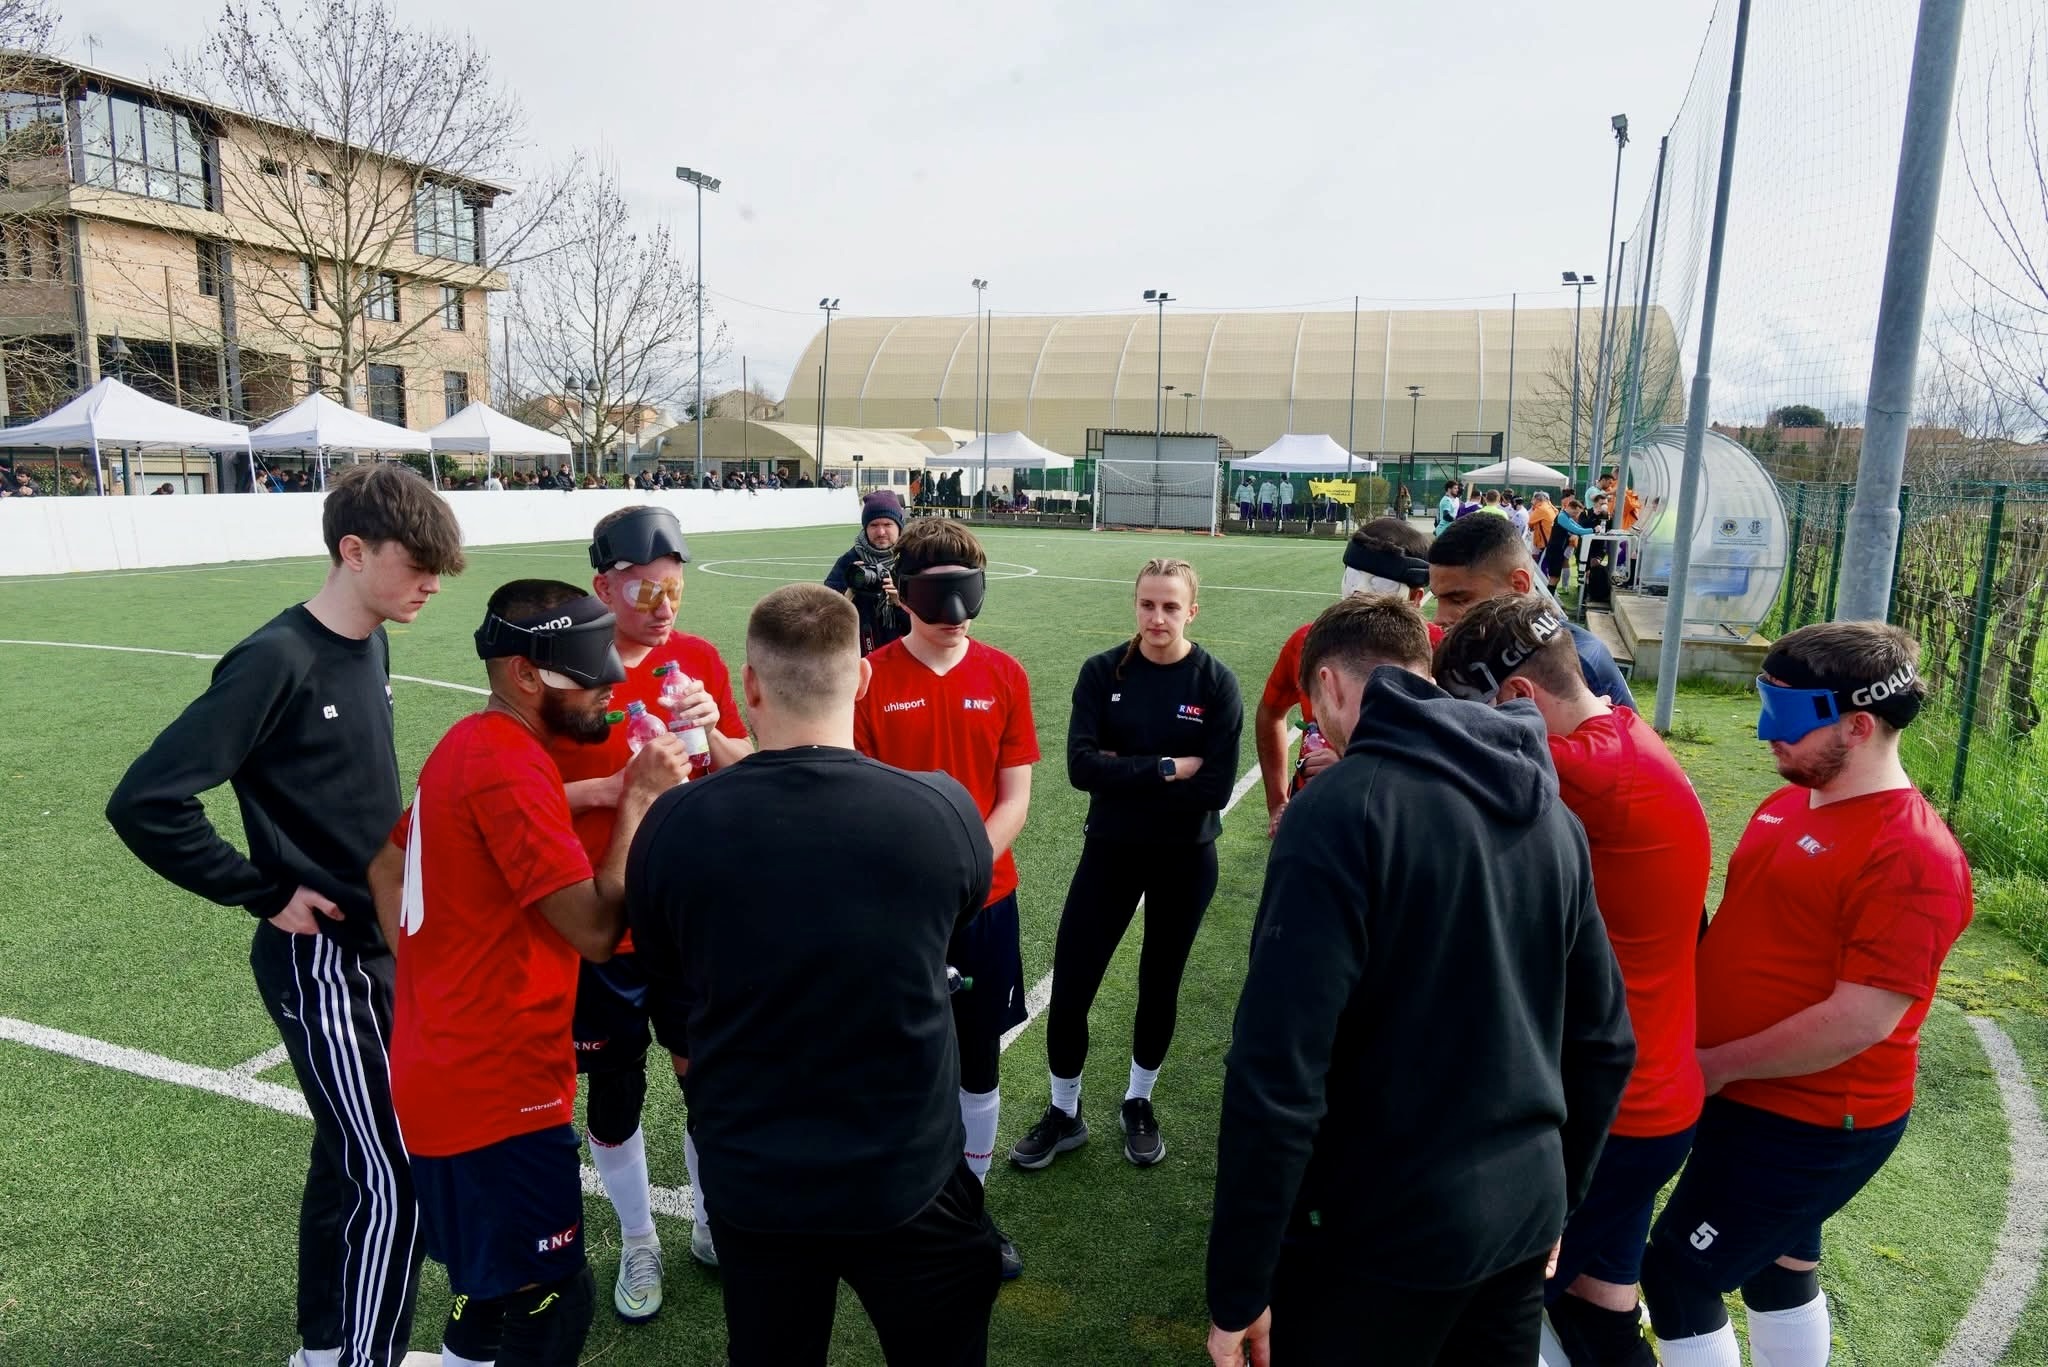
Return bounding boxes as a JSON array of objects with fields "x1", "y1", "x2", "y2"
[
  {"x1": 947, "y1": 966, "x2": 974, "y2": 995},
  {"x1": 655, "y1": 663, "x2": 713, "y2": 775},
  {"x1": 622, "y1": 700, "x2": 665, "y2": 756},
  {"x1": 1301, "y1": 722, "x2": 1329, "y2": 759}
]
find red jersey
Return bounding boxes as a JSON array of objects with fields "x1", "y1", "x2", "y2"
[
  {"x1": 854, "y1": 637, "x2": 1039, "y2": 905},
  {"x1": 546, "y1": 631, "x2": 747, "y2": 859},
  {"x1": 1697, "y1": 784, "x2": 1973, "y2": 1130},
  {"x1": 1261, "y1": 618, "x2": 1443, "y2": 727},
  {"x1": 1549, "y1": 707, "x2": 1709, "y2": 1138},
  {"x1": 391, "y1": 711, "x2": 595, "y2": 1157}
]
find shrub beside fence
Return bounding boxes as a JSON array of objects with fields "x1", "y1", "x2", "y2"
[{"x1": 1774, "y1": 480, "x2": 2048, "y2": 881}]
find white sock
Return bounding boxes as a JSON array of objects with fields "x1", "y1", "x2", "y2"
[
  {"x1": 1126, "y1": 1058, "x2": 1160, "y2": 1102},
  {"x1": 1537, "y1": 1314, "x2": 1572, "y2": 1367},
  {"x1": 1655, "y1": 1323, "x2": 1741, "y2": 1367},
  {"x1": 587, "y1": 1125, "x2": 655, "y2": 1240},
  {"x1": 960, "y1": 1086, "x2": 1000, "y2": 1182},
  {"x1": 1746, "y1": 1293, "x2": 1830, "y2": 1367},
  {"x1": 299, "y1": 1351, "x2": 341, "y2": 1367},
  {"x1": 683, "y1": 1128, "x2": 708, "y2": 1230},
  {"x1": 1049, "y1": 1072, "x2": 1081, "y2": 1117},
  {"x1": 439, "y1": 1351, "x2": 492, "y2": 1367}
]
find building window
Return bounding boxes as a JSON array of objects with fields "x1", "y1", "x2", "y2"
[
  {"x1": 367, "y1": 364, "x2": 406, "y2": 426},
  {"x1": 444, "y1": 371, "x2": 469, "y2": 419},
  {"x1": 300, "y1": 258, "x2": 318, "y2": 311},
  {"x1": 306, "y1": 168, "x2": 331, "y2": 189},
  {"x1": 196, "y1": 240, "x2": 219, "y2": 297},
  {"x1": 414, "y1": 180, "x2": 479, "y2": 264},
  {"x1": 306, "y1": 358, "x2": 324, "y2": 396},
  {"x1": 367, "y1": 272, "x2": 399, "y2": 322},
  {"x1": 258, "y1": 157, "x2": 283, "y2": 177},
  {"x1": 74, "y1": 87, "x2": 210, "y2": 209},
  {"x1": 439, "y1": 285, "x2": 464, "y2": 331},
  {"x1": 2, "y1": 222, "x2": 62, "y2": 281},
  {"x1": 0, "y1": 91, "x2": 65, "y2": 182}
]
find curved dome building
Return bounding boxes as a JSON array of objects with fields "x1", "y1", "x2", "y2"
[{"x1": 780, "y1": 306, "x2": 1681, "y2": 460}]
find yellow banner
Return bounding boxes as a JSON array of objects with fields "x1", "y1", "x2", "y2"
[{"x1": 1308, "y1": 480, "x2": 1357, "y2": 503}]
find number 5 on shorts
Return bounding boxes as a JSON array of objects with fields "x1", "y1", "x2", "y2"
[{"x1": 1690, "y1": 1221, "x2": 1719, "y2": 1251}]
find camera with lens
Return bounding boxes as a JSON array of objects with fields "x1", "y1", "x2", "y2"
[{"x1": 846, "y1": 558, "x2": 892, "y2": 594}]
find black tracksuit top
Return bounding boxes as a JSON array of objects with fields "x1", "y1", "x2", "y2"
[
  {"x1": 1066, "y1": 641, "x2": 1245, "y2": 846},
  {"x1": 107, "y1": 605, "x2": 401, "y2": 953}
]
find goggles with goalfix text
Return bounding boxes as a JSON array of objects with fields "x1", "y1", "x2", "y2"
[
  {"x1": 475, "y1": 595, "x2": 627, "y2": 689},
  {"x1": 1754, "y1": 677, "x2": 1842, "y2": 743}
]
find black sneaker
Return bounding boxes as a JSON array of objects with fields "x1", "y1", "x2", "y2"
[
  {"x1": 994, "y1": 1223, "x2": 1023, "y2": 1280},
  {"x1": 1120, "y1": 1097, "x2": 1165, "y2": 1167},
  {"x1": 1008, "y1": 1104, "x2": 1088, "y2": 1170}
]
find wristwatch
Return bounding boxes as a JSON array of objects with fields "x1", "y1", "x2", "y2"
[{"x1": 1158, "y1": 757, "x2": 1177, "y2": 780}]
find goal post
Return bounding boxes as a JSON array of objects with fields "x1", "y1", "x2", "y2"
[{"x1": 1094, "y1": 431, "x2": 1223, "y2": 533}]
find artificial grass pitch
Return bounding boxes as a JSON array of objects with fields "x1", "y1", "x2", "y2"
[{"x1": 0, "y1": 523, "x2": 2041, "y2": 1364}]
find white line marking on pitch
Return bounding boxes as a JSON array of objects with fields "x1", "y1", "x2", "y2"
[
  {"x1": 1000, "y1": 732, "x2": 1287, "y2": 1054},
  {"x1": 0, "y1": 640, "x2": 490, "y2": 696},
  {"x1": 1936, "y1": 1016, "x2": 2048, "y2": 1367},
  {"x1": 230, "y1": 1043, "x2": 291, "y2": 1076},
  {"x1": 0, "y1": 1014, "x2": 699, "y2": 1223}
]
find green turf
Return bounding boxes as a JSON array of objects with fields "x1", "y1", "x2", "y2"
[{"x1": 1, "y1": 522, "x2": 2043, "y2": 1364}]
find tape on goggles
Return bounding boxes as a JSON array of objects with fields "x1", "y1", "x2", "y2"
[
  {"x1": 589, "y1": 506, "x2": 690, "y2": 571},
  {"x1": 475, "y1": 596, "x2": 626, "y2": 689},
  {"x1": 1342, "y1": 537, "x2": 1431, "y2": 589},
  {"x1": 900, "y1": 567, "x2": 987, "y2": 625}
]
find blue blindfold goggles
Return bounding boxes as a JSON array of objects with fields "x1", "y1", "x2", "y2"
[{"x1": 1755, "y1": 676, "x2": 1841, "y2": 743}]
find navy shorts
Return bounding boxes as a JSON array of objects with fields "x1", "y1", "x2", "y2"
[
  {"x1": 1648, "y1": 1096, "x2": 1909, "y2": 1291},
  {"x1": 1547, "y1": 1125, "x2": 1697, "y2": 1302},
  {"x1": 572, "y1": 953, "x2": 653, "y2": 1072},
  {"x1": 414, "y1": 1124, "x2": 587, "y2": 1299},
  {"x1": 950, "y1": 892, "x2": 1028, "y2": 1045}
]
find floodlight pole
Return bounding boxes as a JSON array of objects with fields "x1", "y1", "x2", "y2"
[
  {"x1": 1615, "y1": 134, "x2": 1669, "y2": 519},
  {"x1": 1504, "y1": 293, "x2": 1518, "y2": 480},
  {"x1": 1588, "y1": 114, "x2": 1630, "y2": 489},
  {"x1": 973, "y1": 279, "x2": 989, "y2": 508},
  {"x1": 1347, "y1": 294, "x2": 1359, "y2": 476},
  {"x1": 1565, "y1": 272, "x2": 1595, "y2": 489},
  {"x1": 818, "y1": 298, "x2": 839, "y2": 473},
  {"x1": 1146, "y1": 290, "x2": 1174, "y2": 464},
  {"x1": 1836, "y1": 0, "x2": 1968, "y2": 623},
  {"x1": 1655, "y1": 0, "x2": 1752, "y2": 733},
  {"x1": 675, "y1": 166, "x2": 721, "y2": 481}
]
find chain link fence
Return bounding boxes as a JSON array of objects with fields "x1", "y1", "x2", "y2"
[{"x1": 1774, "y1": 480, "x2": 2048, "y2": 880}]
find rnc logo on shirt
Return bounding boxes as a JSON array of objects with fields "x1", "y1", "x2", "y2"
[
  {"x1": 1797, "y1": 834, "x2": 1828, "y2": 856},
  {"x1": 1177, "y1": 704, "x2": 1205, "y2": 722},
  {"x1": 963, "y1": 698, "x2": 994, "y2": 712}
]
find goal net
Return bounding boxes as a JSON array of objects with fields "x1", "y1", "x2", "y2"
[{"x1": 1097, "y1": 460, "x2": 1220, "y2": 532}]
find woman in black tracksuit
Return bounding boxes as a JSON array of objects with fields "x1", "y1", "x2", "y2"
[{"x1": 1008, "y1": 557, "x2": 1244, "y2": 1171}]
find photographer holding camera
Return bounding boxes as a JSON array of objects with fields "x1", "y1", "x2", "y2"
[{"x1": 825, "y1": 491, "x2": 911, "y2": 656}]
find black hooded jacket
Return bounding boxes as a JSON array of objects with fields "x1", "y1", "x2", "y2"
[{"x1": 1207, "y1": 666, "x2": 1634, "y2": 1330}]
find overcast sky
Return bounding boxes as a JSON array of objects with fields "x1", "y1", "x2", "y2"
[{"x1": 66, "y1": 0, "x2": 1725, "y2": 398}]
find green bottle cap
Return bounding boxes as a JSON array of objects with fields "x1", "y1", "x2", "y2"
[{"x1": 604, "y1": 710, "x2": 625, "y2": 725}]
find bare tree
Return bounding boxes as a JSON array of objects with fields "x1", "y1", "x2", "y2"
[
  {"x1": 1520, "y1": 313, "x2": 1684, "y2": 470},
  {"x1": 1943, "y1": 22, "x2": 2048, "y2": 439},
  {"x1": 153, "y1": 0, "x2": 567, "y2": 413},
  {"x1": 0, "y1": 0, "x2": 72, "y2": 416},
  {"x1": 505, "y1": 156, "x2": 723, "y2": 467}
]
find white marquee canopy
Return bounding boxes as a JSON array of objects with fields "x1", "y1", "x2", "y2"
[
  {"x1": 426, "y1": 403, "x2": 574, "y2": 459},
  {"x1": 250, "y1": 393, "x2": 432, "y2": 454},
  {"x1": 945, "y1": 430, "x2": 1074, "y2": 470},
  {"x1": 1231, "y1": 432, "x2": 1377, "y2": 474},
  {"x1": 1460, "y1": 455, "x2": 1570, "y2": 488},
  {"x1": 0, "y1": 376, "x2": 252, "y2": 493}
]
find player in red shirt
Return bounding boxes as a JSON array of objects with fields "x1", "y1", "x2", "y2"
[
  {"x1": 1436, "y1": 595, "x2": 1710, "y2": 1367},
  {"x1": 853, "y1": 517, "x2": 1037, "y2": 1281},
  {"x1": 1256, "y1": 517, "x2": 1437, "y2": 836},
  {"x1": 1639, "y1": 622, "x2": 1972, "y2": 1367},
  {"x1": 545, "y1": 505, "x2": 752, "y2": 1312},
  {"x1": 368, "y1": 580, "x2": 686, "y2": 1367}
]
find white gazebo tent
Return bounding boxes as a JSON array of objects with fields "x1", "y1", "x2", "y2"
[
  {"x1": 426, "y1": 402, "x2": 574, "y2": 476},
  {"x1": 0, "y1": 376, "x2": 253, "y2": 494},
  {"x1": 1460, "y1": 455, "x2": 1570, "y2": 488},
  {"x1": 250, "y1": 392, "x2": 434, "y2": 487},
  {"x1": 945, "y1": 430, "x2": 1074, "y2": 470},
  {"x1": 1231, "y1": 432, "x2": 1378, "y2": 473}
]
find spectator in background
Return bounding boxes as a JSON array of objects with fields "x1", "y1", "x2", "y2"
[
  {"x1": 1477, "y1": 489, "x2": 1510, "y2": 520},
  {"x1": 1236, "y1": 475, "x2": 1255, "y2": 524},
  {"x1": 1397, "y1": 485, "x2": 1414, "y2": 520},
  {"x1": 1529, "y1": 491, "x2": 1557, "y2": 556},
  {"x1": 152, "y1": 482, "x2": 176, "y2": 495},
  {"x1": 484, "y1": 470, "x2": 505, "y2": 491},
  {"x1": 1278, "y1": 478, "x2": 1295, "y2": 525},
  {"x1": 1258, "y1": 479, "x2": 1278, "y2": 522},
  {"x1": 1509, "y1": 494, "x2": 1530, "y2": 541},
  {"x1": 1436, "y1": 480, "x2": 1461, "y2": 534}
]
